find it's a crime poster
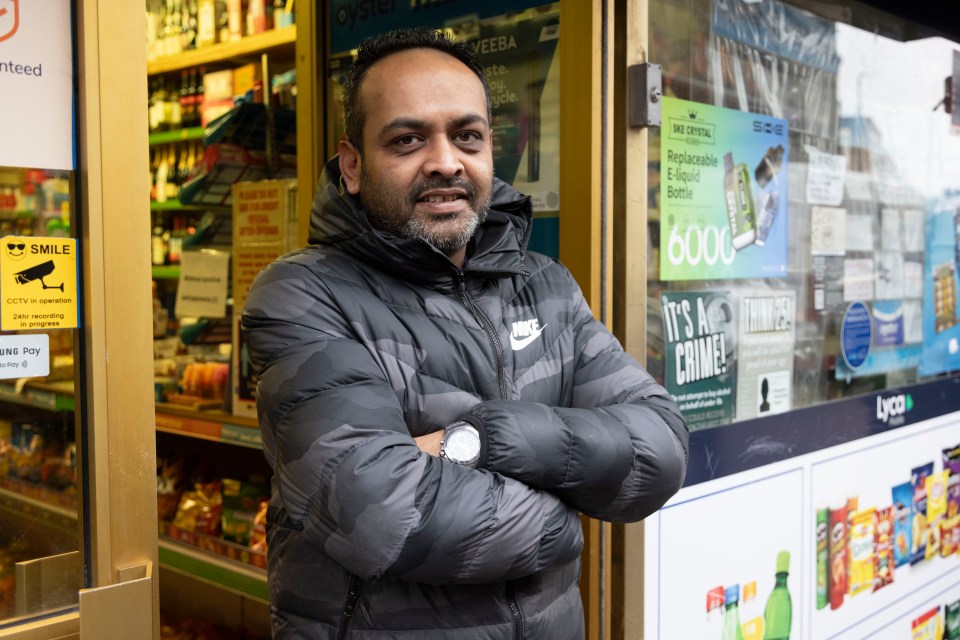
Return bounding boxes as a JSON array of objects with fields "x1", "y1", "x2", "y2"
[
  {"x1": 661, "y1": 290, "x2": 736, "y2": 430},
  {"x1": 659, "y1": 97, "x2": 789, "y2": 281}
]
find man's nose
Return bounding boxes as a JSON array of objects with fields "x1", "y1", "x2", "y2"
[{"x1": 423, "y1": 138, "x2": 464, "y2": 178}]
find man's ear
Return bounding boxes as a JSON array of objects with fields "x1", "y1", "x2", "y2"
[{"x1": 338, "y1": 139, "x2": 362, "y2": 195}]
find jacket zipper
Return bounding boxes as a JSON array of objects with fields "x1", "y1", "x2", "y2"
[
  {"x1": 506, "y1": 581, "x2": 525, "y2": 639},
  {"x1": 336, "y1": 575, "x2": 362, "y2": 640},
  {"x1": 457, "y1": 272, "x2": 506, "y2": 399}
]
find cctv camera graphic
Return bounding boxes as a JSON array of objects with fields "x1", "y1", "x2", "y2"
[{"x1": 14, "y1": 260, "x2": 64, "y2": 292}]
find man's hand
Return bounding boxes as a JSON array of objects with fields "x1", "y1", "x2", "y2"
[{"x1": 414, "y1": 430, "x2": 443, "y2": 457}]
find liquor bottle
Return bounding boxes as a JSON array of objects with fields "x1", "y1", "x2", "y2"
[
  {"x1": 152, "y1": 219, "x2": 168, "y2": 266},
  {"x1": 722, "y1": 585, "x2": 745, "y2": 640},
  {"x1": 179, "y1": 70, "x2": 193, "y2": 129},
  {"x1": 763, "y1": 551, "x2": 792, "y2": 640},
  {"x1": 167, "y1": 78, "x2": 183, "y2": 130}
]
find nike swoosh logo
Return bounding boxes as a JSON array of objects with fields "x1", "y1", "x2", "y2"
[
  {"x1": 0, "y1": 9, "x2": 6, "y2": 17},
  {"x1": 510, "y1": 324, "x2": 547, "y2": 351}
]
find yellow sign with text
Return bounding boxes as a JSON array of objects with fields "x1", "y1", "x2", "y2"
[{"x1": 0, "y1": 236, "x2": 78, "y2": 330}]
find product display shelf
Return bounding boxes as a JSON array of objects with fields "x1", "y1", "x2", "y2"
[
  {"x1": 147, "y1": 25, "x2": 297, "y2": 75},
  {"x1": 154, "y1": 405, "x2": 261, "y2": 449},
  {"x1": 148, "y1": 127, "x2": 205, "y2": 146},
  {"x1": 158, "y1": 534, "x2": 268, "y2": 603},
  {"x1": 150, "y1": 200, "x2": 222, "y2": 212},
  {"x1": 0, "y1": 380, "x2": 75, "y2": 413},
  {"x1": 0, "y1": 477, "x2": 77, "y2": 530},
  {"x1": 151, "y1": 265, "x2": 181, "y2": 280}
]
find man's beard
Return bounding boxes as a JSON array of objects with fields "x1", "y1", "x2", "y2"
[{"x1": 359, "y1": 172, "x2": 491, "y2": 255}]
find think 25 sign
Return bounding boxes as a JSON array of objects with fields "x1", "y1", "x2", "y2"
[{"x1": 0, "y1": 0, "x2": 18, "y2": 43}]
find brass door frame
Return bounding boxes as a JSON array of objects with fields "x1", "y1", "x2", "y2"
[{"x1": 558, "y1": 1, "x2": 615, "y2": 639}]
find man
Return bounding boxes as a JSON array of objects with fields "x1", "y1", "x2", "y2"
[{"x1": 242, "y1": 28, "x2": 688, "y2": 639}]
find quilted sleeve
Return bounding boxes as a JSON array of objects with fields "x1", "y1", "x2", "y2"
[
  {"x1": 241, "y1": 257, "x2": 583, "y2": 585},
  {"x1": 465, "y1": 268, "x2": 689, "y2": 523}
]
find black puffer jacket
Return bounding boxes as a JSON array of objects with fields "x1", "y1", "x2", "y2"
[{"x1": 241, "y1": 158, "x2": 688, "y2": 639}]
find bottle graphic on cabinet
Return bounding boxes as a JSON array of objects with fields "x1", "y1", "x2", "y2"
[
  {"x1": 763, "y1": 551, "x2": 792, "y2": 639},
  {"x1": 706, "y1": 586, "x2": 726, "y2": 640},
  {"x1": 722, "y1": 585, "x2": 745, "y2": 640},
  {"x1": 741, "y1": 581, "x2": 765, "y2": 640}
]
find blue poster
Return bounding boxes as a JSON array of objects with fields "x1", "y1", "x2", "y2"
[{"x1": 919, "y1": 193, "x2": 960, "y2": 377}]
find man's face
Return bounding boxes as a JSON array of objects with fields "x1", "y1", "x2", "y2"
[{"x1": 339, "y1": 48, "x2": 493, "y2": 261}]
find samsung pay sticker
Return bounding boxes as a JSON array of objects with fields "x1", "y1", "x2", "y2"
[{"x1": 0, "y1": 334, "x2": 49, "y2": 379}]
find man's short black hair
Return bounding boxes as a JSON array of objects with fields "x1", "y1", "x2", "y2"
[{"x1": 342, "y1": 27, "x2": 491, "y2": 152}]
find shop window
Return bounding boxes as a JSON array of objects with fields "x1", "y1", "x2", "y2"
[{"x1": 647, "y1": 0, "x2": 960, "y2": 441}]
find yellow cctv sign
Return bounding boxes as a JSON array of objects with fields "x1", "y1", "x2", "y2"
[{"x1": 0, "y1": 236, "x2": 78, "y2": 330}]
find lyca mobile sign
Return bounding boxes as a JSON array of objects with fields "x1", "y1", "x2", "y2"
[
  {"x1": 0, "y1": 0, "x2": 74, "y2": 170},
  {"x1": 0, "y1": 236, "x2": 79, "y2": 330}
]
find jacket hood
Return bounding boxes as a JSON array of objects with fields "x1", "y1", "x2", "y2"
[{"x1": 307, "y1": 156, "x2": 533, "y2": 284}]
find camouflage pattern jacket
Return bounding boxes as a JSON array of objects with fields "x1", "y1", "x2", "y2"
[{"x1": 241, "y1": 159, "x2": 689, "y2": 639}]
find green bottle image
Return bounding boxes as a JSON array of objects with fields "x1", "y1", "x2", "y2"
[
  {"x1": 722, "y1": 585, "x2": 745, "y2": 640},
  {"x1": 763, "y1": 551, "x2": 792, "y2": 639}
]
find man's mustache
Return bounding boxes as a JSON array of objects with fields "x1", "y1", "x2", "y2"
[{"x1": 409, "y1": 178, "x2": 477, "y2": 205}]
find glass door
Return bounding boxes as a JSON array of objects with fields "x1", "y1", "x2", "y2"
[{"x1": 0, "y1": 0, "x2": 159, "y2": 636}]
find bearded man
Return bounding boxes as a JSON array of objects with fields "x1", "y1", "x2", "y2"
[{"x1": 242, "y1": 27, "x2": 688, "y2": 640}]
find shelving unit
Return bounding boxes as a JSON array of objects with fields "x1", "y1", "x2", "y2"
[
  {"x1": 148, "y1": 127, "x2": 206, "y2": 146},
  {"x1": 147, "y1": 26, "x2": 297, "y2": 75},
  {"x1": 0, "y1": 376, "x2": 270, "y2": 608},
  {"x1": 144, "y1": 17, "x2": 303, "y2": 637}
]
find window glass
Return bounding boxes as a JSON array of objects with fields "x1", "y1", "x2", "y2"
[
  {"x1": 0, "y1": 166, "x2": 82, "y2": 626},
  {"x1": 648, "y1": 0, "x2": 960, "y2": 430}
]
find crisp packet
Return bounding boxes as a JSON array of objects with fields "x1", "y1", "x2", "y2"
[
  {"x1": 892, "y1": 481, "x2": 913, "y2": 568},
  {"x1": 911, "y1": 462, "x2": 933, "y2": 564},
  {"x1": 849, "y1": 507, "x2": 875, "y2": 596},
  {"x1": 926, "y1": 470, "x2": 948, "y2": 560},
  {"x1": 873, "y1": 506, "x2": 894, "y2": 592}
]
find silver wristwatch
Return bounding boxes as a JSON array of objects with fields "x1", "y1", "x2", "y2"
[{"x1": 439, "y1": 421, "x2": 481, "y2": 467}]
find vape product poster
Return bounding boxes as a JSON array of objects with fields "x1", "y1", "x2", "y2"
[
  {"x1": 736, "y1": 290, "x2": 796, "y2": 420},
  {"x1": 659, "y1": 97, "x2": 788, "y2": 280},
  {"x1": 920, "y1": 194, "x2": 960, "y2": 376},
  {"x1": 660, "y1": 290, "x2": 736, "y2": 430}
]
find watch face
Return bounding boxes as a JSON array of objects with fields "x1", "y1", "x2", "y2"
[{"x1": 445, "y1": 425, "x2": 479, "y2": 463}]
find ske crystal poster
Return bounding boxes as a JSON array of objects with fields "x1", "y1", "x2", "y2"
[
  {"x1": 660, "y1": 97, "x2": 788, "y2": 281},
  {"x1": 660, "y1": 290, "x2": 736, "y2": 430}
]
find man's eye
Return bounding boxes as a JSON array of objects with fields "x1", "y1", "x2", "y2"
[
  {"x1": 456, "y1": 131, "x2": 483, "y2": 143},
  {"x1": 394, "y1": 135, "x2": 420, "y2": 146}
]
